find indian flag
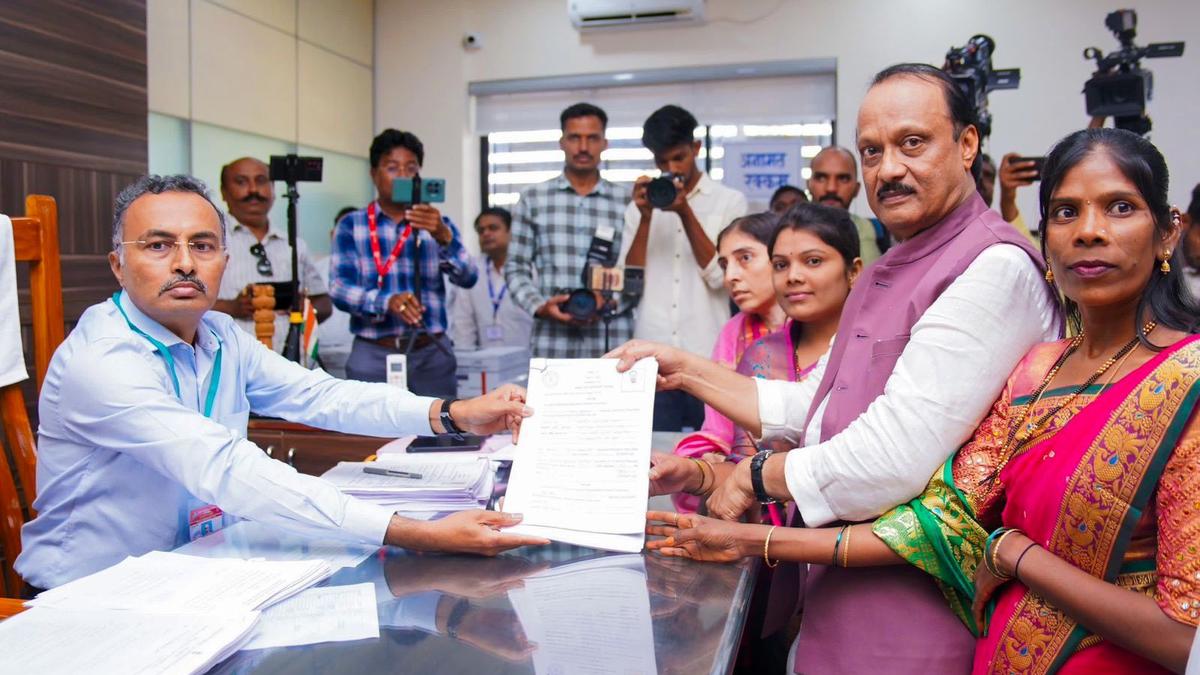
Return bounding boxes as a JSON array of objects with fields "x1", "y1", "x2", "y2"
[{"x1": 302, "y1": 297, "x2": 319, "y2": 368}]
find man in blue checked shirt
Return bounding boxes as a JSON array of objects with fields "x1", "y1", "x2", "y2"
[{"x1": 330, "y1": 129, "x2": 477, "y2": 396}]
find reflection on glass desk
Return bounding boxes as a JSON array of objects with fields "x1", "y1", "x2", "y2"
[{"x1": 202, "y1": 432, "x2": 755, "y2": 674}]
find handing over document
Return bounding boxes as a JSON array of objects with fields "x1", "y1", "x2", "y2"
[{"x1": 502, "y1": 357, "x2": 657, "y2": 552}]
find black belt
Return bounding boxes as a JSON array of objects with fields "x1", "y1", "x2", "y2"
[{"x1": 364, "y1": 333, "x2": 443, "y2": 351}]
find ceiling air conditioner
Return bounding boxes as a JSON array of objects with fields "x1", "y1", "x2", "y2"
[{"x1": 568, "y1": 0, "x2": 706, "y2": 31}]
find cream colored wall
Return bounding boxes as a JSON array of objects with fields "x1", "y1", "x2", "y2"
[
  {"x1": 375, "y1": 0, "x2": 1200, "y2": 231},
  {"x1": 147, "y1": 0, "x2": 376, "y2": 254}
]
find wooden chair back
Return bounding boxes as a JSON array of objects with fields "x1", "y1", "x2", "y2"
[{"x1": 0, "y1": 195, "x2": 63, "y2": 597}]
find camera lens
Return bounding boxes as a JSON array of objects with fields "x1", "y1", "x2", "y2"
[
  {"x1": 646, "y1": 175, "x2": 678, "y2": 209},
  {"x1": 561, "y1": 289, "x2": 597, "y2": 322}
]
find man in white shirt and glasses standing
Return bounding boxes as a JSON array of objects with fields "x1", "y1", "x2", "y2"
[
  {"x1": 624, "y1": 104, "x2": 747, "y2": 431},
  {"x1": 16, "y1": 175, "x2": 547, "y2": 596}
]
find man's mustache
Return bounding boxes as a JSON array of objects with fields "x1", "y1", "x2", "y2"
[
  {"x1": 818, "y1": 194, "x2": 848, "y2": 208},
  {"x1": 573, "y1": 154, "x2": 593, "y2": 161},
  {"x1": 160, "y1": 274, "x2": 208, "y2": 295},
  {"x1": 241, "y1": 193, "x2": 268, "y2": 204},
  {"x1": 877, "y1": 182, "x2": 917, "y2": 200}
]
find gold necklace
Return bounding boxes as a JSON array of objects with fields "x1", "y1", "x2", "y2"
[{"x1": 995, "y1": 321, "x2": 1156, "y2": 475}]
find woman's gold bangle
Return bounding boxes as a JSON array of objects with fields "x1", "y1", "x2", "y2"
[
  {"x1": 841, "y1": 525, "x2": 853, "y2": 568},
  {"x1": 991, "y1": 529, "x2": 1019, "y2": 579},
  {"x1": 764, "y1": 525, "x2": 779, "y2": 568}
]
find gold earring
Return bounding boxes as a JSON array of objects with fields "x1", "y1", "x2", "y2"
[
  {"x1": 1161, "y1": 252, "x2": 1171, "y2": 274},
  {"x1": 1044, "y1": 266, "x2": 1055, "y2": 284}
]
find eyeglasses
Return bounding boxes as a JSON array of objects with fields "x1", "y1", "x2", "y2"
[
  {"x1": 249, "y1": 242, "x2": 273, "y2": 276},
  {"x1": 120, "y1": 237, "x2": 225, "y2": 261}
]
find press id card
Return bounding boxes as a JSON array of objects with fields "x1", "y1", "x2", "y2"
[{"x1": 386, "y1": 353, "x2": 408, "y2": 389}]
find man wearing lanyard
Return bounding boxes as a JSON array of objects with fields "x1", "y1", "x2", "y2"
[
  {"x1": 449, "y1": 207, "x2": 533, "y2": 349},
  {"x1": 330, "y1": 129, "x2": 477, "y2": 396},
  {"x1": 16, "y1": 175, "x2": 547, "y2": 594}
]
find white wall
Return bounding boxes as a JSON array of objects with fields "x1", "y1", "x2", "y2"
[
  {"x1": 375, "y1": 0, "x2": 1199, "y2": 234},
  {"x1": 147, "y1": 0, "x2": 377, "y2": 253}
]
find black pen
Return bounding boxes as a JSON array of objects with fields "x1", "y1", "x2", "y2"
[{"x1": 362, "y1": 466, "x2": 423, "y2": 479}]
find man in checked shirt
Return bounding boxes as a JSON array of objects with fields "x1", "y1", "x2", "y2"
[
  {"x1": 330, "y1": 129, "x2": 477, "y2": 396},
  {"x1": 504, "y1": 103, "x2": 635, "y2": 358}
]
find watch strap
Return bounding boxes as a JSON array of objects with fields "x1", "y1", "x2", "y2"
[
  {"x1": 440, "y1": 398, "x2": 463, "y2": 434},
  {"x1": 750, "y1": 450, "x2": 776, "y2": 505}
]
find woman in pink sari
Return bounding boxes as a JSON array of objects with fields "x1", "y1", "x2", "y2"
[
  {"x1": 673, "y1": 205, "x2": 861, "y2": 512},
  {"x1": 649, "y1": 129, "x2": 1199, "y2": 673}
]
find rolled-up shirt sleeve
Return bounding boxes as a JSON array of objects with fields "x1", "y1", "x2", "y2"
[
  {"x1": 783, "y1": 245, "x2": 1060, "y2": 526},
  {"x1": 755, "y1": 345, "x2": 830, "y2": 446}
]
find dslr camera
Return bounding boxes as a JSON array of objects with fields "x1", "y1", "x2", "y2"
[
  {"x1": 269, "y1": 154, "x2": 323, "y2": 183},
  {"x1": 645, "y1": 172, "x2": 682, "y2": 209},
  {"x1": 1082, "y1": 9, "x2": 1184, "y2": 136},
  {"x1": 943, "y1": 34, "x2": 1020, "y2": 140},
  {"x1": 559, "y1": 224, "x2": 644, "y2": 323}
]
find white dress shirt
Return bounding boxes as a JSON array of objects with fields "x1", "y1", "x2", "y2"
[
  {"x1": 448, "y1": 254, "x2": 534, "y2": 350},
  {"x1": 756, "y1": 244, "x2": 1060, "y2": 526},
  {"x1": 17, "y1": 292, "x2": 437, "y2": 589},
  {"x1": 218, "y1": 219, "x2": 328, "y2": 352},
  {"x1": 0, "y1": 215, "x2": 28, "y2": 387},
  {"x1": 623, "y1": 173, "x2": 748, "y2": 357}
]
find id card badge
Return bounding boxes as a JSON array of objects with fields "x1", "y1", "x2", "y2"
[
  {"x1": 484, "y1": 324, "x2": 505, "y2": 342},
  {"x1": 183, "y1": 498, "x2": 233, "y2": 542},
  {"x1": 386, "y1": 353, "x2": 408, "y2": 389}
]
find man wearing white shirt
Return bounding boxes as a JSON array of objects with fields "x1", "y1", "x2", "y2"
[
  {"x1": 16, "y1": 175, "x2": 546, "y2": 594},
  {"x1": 624, "y1": 104, "x2": 747, "y2": 431},
  {"x1": 449, "y1": 207, "x2": 533, "y2": 350},
  {"x1": 614, "y1": 64, "x2": 1060, "y2": 673}
]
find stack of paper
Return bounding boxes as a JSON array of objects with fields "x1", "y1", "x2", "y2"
[
  {"x1": 502, "y1": 358, "x2": 658, "y2": 553},
  {"x1": 322, "y1": 457, "x2": 494, "y2": 514},
  {"x1": 3, "y1": 551, "x2": 335, "y2": 675},
  {"x1": 27, "y1": 550, "x2": 332, "y2": 614}
]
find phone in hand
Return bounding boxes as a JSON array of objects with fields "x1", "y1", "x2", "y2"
[
  {"x1": 1014, "y1": 156, "x2": 1046, "y2": 181},
  {"x1": 407, "y1": 434, "x2": 485, "y2": 453}
]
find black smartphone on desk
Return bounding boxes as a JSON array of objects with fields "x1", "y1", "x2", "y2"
[{"x1": 408, "y1": 434, "x2": 485, "y2": 452}]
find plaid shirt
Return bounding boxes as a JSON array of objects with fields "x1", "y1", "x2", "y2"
[
  {"x1": 329, "y1": 202, "x2": 477, "y2": 339},
  {"x1": 505, "y1": 174, "x2": 634, "y2": 358}
]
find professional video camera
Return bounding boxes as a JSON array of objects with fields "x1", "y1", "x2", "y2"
[
  {"x1": 1082, "y1": 9, "x2": 1184, "y2": 136},
  {"x1": 559, "y1": 224, "x2": 643, "y2": 349},
  {"x1": 943, "y1": 34, "x2": 1020, "y2": 140}
]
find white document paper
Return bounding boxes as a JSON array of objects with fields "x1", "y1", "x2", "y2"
[
  {"x1": 28, "y1": 551, "x2": 331, "y2": 613},
  {"x1": 0, "y1": 607, "x2": 259, "y2": 675},
  {"x1": 507, "y1": 554, "x2": 657, "y2": 675},
  {"x1": 503, "y1": 358, "x2": 657, "y2": 552},
  {"x1": 240, "y1": 582, "x2": 379, "y2": 651},
  {"x1": 174, "y1": 520, "x2": 376, "y2": 571}
]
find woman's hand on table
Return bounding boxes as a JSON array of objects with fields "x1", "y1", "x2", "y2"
[{"x1": 645, "y1": 511, "x2": 757, "y2": 563}]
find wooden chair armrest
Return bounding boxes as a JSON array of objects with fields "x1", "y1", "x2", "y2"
[{"x1": 0, "y1": 597, "x2": 27, "y2": 619}]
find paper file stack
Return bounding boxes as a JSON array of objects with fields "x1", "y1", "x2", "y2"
[
  {"x1": 322, "y1": 457, "x2": 494, "y2": 514},
  {"x1": 1, "y1": 551, "x2": 334, "y2": 675}
]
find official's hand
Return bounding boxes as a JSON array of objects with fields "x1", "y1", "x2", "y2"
[
  {"x1": 648, "y1": 452, "x2": 703, "y2": 497},
  {"x1": 535, "y1": 293, "x2": 590, "y2": 326},
  {"x1": 418, "y1": 510, "x2": 549, "y2": 556},
  {"x1": 705, "y1": 458, "x2": 756, "y2": 521},
  {"x1": 606, "y1": 339, "x2": 692, "y2": 392},
  {"x1": 405, "y1": 204, "x2": 452, "y2": 245},
  {"x1": 645, "y1": 511, "x2": 754, "y2": 563},
  {"x1": 971, "y1": 530, "x2": 1032, "y2": 634},
  {"x1": 632, "y1": 176, "x2": 654, "y2": 218},
  {"x1": 450, "y1": 384, "x2": 533, "y2": 438},
  {"x1": 388, "y1": 292, "x2": 424, "y2": 325},
  {"x1": 234, "y1": 288, "x2": 255, "y2": 319}
]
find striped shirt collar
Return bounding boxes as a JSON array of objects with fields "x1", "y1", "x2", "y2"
[
  {"x1": 228, "y1": 217, "x2": 284, "y2": 241},
  {"x1": 550, "y1": 172, "x2": 619, "y2": 197}
]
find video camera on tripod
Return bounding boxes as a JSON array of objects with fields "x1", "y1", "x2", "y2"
[
  {"x1": 1082, "y1": 9, "x2": 1184, "y2": 136},
  {"x1": 559, "y1": 223, "x2": 644, "y2": 348},
  {"x1": 943, "y1": 34, "x2": 1020, "y2": 140}
]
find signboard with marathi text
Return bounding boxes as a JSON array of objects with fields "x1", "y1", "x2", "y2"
[{"x1": 720, "y1": 140, "x2": 804, "y2": 210}]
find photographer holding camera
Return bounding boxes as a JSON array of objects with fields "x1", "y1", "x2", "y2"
[
  {"x1": 624, "y1": 104, "x2": 747, "y2": 431},
  {"x1": 504, "y1": 103, "x2": 635, "y2": 358},
  {"x1": 329, "y1": 129, "x2": 477, "y2": 396}
]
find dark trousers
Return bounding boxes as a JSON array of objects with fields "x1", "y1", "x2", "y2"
[
  {"x1": 346, "y1": 335, "x2": 458, "y2": 399},
  {"x1": 652, "y1": 389, "x2": 705, "y2": 432}
]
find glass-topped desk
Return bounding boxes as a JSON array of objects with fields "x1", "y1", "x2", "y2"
[{"x1": 196, "y1": 433, "x2": 757, "y2": 674}]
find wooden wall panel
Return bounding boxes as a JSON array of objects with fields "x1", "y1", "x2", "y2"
[{"x1": 0, "y1": 0, "x2": 147, "y2": 431}]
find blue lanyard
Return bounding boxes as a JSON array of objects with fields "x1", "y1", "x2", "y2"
[
  {"x1": 485, "y1": 261, "x2": 507, "y2": 322},
  {"x1": 112, "y1": 292, "x2": 222, "y2": 418}
]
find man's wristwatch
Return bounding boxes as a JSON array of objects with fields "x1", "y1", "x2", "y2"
[
  {"x1": 440, "y1": 398, "x2": 464, "y2": 435},
  {"x1": 750, "y1": 450, "x2": 777, "y2": 505}
]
